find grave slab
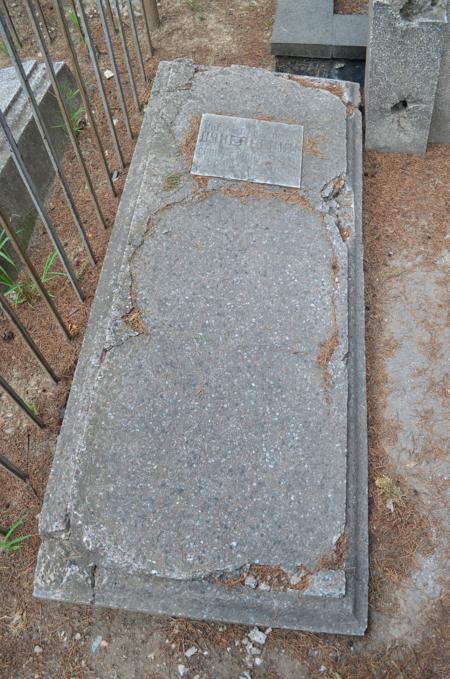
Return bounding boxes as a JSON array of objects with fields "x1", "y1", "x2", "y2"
[
  {"x1": 34, "y1": 61, "x2": 368, "y2": 635},
  {"x1": 271, "y1": 0, "x2": 368, "y2": 59}
]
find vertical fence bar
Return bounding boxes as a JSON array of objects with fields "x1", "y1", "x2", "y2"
[
  {"x1": 140, "y1": 0, "x2": 153, "y2": 58},
  {"x1": 75, "y1": 0, "x2": 125, "y2": 169},
  {"x1": 0, "y1": 112, "x2": 84, "y2": 303},
  {"x1": 67, "y1": 0, "x2": 87, "y2": 44},
  {"x1": 0, "y1": 10, "x2": 96, "y2": 266},
  {"x1": 0, "y1": 375, "x2": 45, "y2": 428},
  {"x1": 97, "y1": 0, "x2": 134, "y2": 140},
  {"x1": 0, "y1": 293, "x2": 59, "y2": 383},
  {"x1": 34, "y1": 0, "x2": 53, "y2": 43},
  {"x1": 0, "y1": 0, "x2": 21, "y2": 47},
  {"x1": 0, "y1": 452, "x2": 29, "y2": 483},
  {"x1": 143, "y1": 0, "x2": 159, "y2": 29},
  {"x1": 125, "y1": 0, "x2": 147, "y2": 84},
  {"x1": 113, "y1": 0, "x2": 141, "y2": 112},
  {"x1": 26, "y1": 0, "x2": 108, "y2": 230},
  {"x1": 104, "y1": 0, "x2": 118, "y2": 34},
  {"x1": 53, "y1": 0, "x2": 116, "y2": 197},
  {"x1": 0, "y1": 209, "x2": 71, "y2": 340}
]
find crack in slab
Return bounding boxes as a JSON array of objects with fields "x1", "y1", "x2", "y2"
[{"x1": 90, "y1": 564, "x2": 97, "y2": 605}]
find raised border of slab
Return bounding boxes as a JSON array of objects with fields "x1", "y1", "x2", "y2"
[
  {"x1": 34, "y1": 61, "x2": 368, "y2": 635},
  {"x1": 271, "y1": 0, "x2": 368, "y2": 59}
]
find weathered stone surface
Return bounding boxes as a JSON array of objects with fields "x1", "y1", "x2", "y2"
[
  {"x1": 0, "y1": 60, "x2": 74, "y2": 263},
  {"x1": 191, "y1": 114, "x2": 304, "y2": 188},
  {"x1": 365, "y1": 0, "x2": 448, "y2": 153},
  {"x1": 35, "y1": 61, "x2": 367, "y2": 635},
  {"x1": 430, "y1": 8, "x2": 450, "y2": 142},
  {"x1": 271, "y1": 0, "x2": 367, "y2": 59}
]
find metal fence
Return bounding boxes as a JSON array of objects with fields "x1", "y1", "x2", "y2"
[{"x1": 0, "y1": 0, "x2": 159, "y2": 486}]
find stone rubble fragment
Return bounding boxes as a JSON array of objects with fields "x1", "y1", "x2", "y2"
[
  {"x1": 248, "y1": 627, "x2": 267, "y2": 646},
  {"x1": 244, "y1": 575, "x2": 258, "y2": 589}
]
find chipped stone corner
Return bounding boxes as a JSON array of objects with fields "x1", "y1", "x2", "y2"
[
  {"x1": 34, "y1": 540, "x2": 94, "y2": 605},
  {"x1": 303, "y1": 569, "x2": 346, "y2": 598},
  {"x1": 285, "y1": 73, "x2": 361, "y2": 113}
]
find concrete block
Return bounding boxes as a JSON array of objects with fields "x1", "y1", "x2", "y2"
[
  {"x1": 271, "y1": 0, "x2": 367, "y2": 59},
  {"x1": 34, "y1": 61, "x2": 368, "y2": 635},
  {"x1": 430, "y1": 7, "x2": 450, "y2": 142},
  {"x1": 365, "y1": 0, "x2": 448, "y2": 153},
  {"x1": 0, "y1": 60, "x2": 74, "y2": 268},
  {"x1": 333, "y1": 14, "x2": 368, "y2": 59}
]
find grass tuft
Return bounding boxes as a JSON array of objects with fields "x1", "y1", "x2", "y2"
[
  {"x1": 184, "y1": 0, "x2": 205, "y2": 21},
  {"x1": 0, "y1": 515, "x2": 31, "y2": 554},
  {"x1": 375, "y1": 474, "x2": 405, "y2": 506}
]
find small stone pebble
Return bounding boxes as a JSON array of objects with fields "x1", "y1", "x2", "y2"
[
  {"x1": 248, "y1": 627, "x2": 267, "y2": 645},
  {"x1": 254, "y1": 657, "x2": 263, "y2": 666},
  {"x1": 33, "y1": 645, "x2": 43, "y2": 654},
  {"x1": 177, "y1": 665, "x2": 186, "y2": 677},
  {"x1": 244, "y1": 575, "x2": 257, "y2": 589},
  {"x1": 185, "y1": 646, "x2": 197, "y2": 658},
  {"x1": 74, "y1": 633, "x2": 81, "y2": 641},
  {"x1": 104, "y1": 69, "x2": 114, "y2": 79}
]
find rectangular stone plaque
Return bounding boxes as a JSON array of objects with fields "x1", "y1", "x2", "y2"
[{"x1": 191, "y1": 113, "x2": 304, "y2": 188}]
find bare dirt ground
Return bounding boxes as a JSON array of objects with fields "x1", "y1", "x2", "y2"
[
  {"x1": 335, "y1": 0, "x2": 368, "y2": 14},
  {"x1": 1, "y1": 1, "x2": 449, "y2": 678}
]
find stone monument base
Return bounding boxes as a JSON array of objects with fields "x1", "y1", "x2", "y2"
[
  {"x1": 271, "y1": 0, "x2": 367, "y2": 59},
  {"x1": 0, "y1": 60, "x2": 74, "y2": 267}
]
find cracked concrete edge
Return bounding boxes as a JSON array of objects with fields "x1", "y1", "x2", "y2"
[
  {"x1": 35, "y1": 62, "x2": 367, "y2": 634},
  {"x1": 37, "y1": 59, "x2": 196, "y2": 538},
  {"x1": 34, "y1": 547, "x2": 362, "y2": 635}
]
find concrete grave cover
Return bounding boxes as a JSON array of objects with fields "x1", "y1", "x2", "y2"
[{"x1": 35, "y1": 61, "x2": 368, "y2": 635}]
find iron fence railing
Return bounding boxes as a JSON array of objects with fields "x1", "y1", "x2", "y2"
[{"x1": 0, "y1": 0, "x2": 159, "y2": 485}]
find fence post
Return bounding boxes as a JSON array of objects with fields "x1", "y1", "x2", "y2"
[{"x1": 143, "y1": 0, "x2": 159, "y2": 29}]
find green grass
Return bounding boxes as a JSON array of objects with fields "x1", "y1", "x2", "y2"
[
  {"x1": 0, "y1": 515, "x2": 31, "y2": 554},
  {"x1": 23, "y1": 399, "x2": 39, "y2": 417},
  {"x1": 5, "y1": 249, "x2": 67, "y2": 307},
  {"x1": 0, "y1": 40, "x2": 8, "y2": 56},
  {"x1": 0, "y1": 228, "x2": 17, "y2": 292},
  {"x1": 53, "y1": 88, "x2": 86, "y2": 137},
  {"x1": 66, "y1": 9, "x2": 86, "y2": 46},
  {"x1": 375, "y1": 475, "x2": 405, "y2": 507},
  {"x1": 184, "y1": 0, "x2": 205, "y2": 21}
]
